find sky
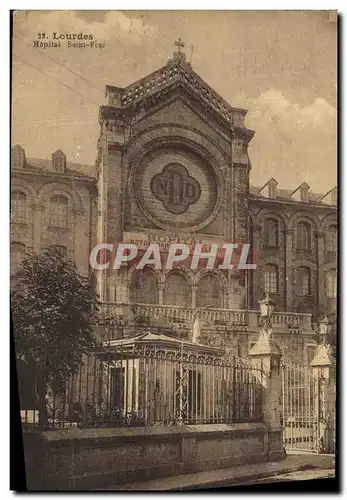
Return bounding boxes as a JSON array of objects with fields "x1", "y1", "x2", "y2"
[{"x1": 12, "y1": 10, "x2": 337, "y2": 193}]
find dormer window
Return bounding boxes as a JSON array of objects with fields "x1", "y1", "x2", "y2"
[
  {"x1": 52, "y1": 150, "x2": 67, "y2": 173},
  {"x1": 300, "y1": 183, "x2": 310, "y2": 202},
  {"x1": 321, "y1": 186, "x2": 337, "y2": 206},
  {"x1": 331, "y1": 187, "x2": 337, "y2": 206},
  {"x1": 11, "y1": 145, "x2": 26, "y2": 169},
  {"x1": 268, "y1": 179, "x2": 278, "y2": 199}
]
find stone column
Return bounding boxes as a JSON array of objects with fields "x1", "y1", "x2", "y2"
[
  {"x1": 115, "y1": 268, "x2": 128, "y2": 303},
  {"x1": 158, "y1": 283, "x2": 164, "y2": 306},
  {"x1": 106, "y1": 274, "x2": 116, "y2": 302},
  {"x1": 227, "y1": 276, "x2": 241, "y2": 309},
  {"x1": 316, "y1": 231, "x2": 326, "y2": 310},
  {"x1": 191, "y1": 284, "x2": 197, "y2": 309},
  {"x1": 310, "y1": 343, "x2": 336, "y2": 454},
  {"x1": 284, "y1": 229, "x2": 294, "y2": 311},
  {"x1": 249, "y1": 328, "x2": 285, "y2": 461}
]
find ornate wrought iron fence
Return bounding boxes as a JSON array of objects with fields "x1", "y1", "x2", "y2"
[
  {"x1": 281, "y1": 362, "x2": 319, "y2": 452},
  {"x1": 21, "y1": 344, "x2": 265, "y2": 429}
]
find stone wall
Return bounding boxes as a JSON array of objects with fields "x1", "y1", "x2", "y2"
[{"x1": 23, "y1": 423, "x2": 285, "y2": 490}]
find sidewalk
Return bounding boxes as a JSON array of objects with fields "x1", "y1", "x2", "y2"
[{"x1": 104, "y1": 454, "x2": 335, "y2": 491}]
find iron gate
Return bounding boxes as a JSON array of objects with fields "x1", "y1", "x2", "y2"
[{"x1": 281, "y1": 363, "x2": 319, "y2": 452}]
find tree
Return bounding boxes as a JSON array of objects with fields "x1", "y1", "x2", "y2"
[{"x1": 11, "y1": 247, "x2": 98, "y2": 426}]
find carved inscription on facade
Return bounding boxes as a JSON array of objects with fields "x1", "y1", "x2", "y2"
[{"x1": 150, "y1": 163, "x2": 201, "y2": 215}]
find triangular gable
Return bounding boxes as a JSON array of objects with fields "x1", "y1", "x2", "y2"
[
  {"x1": 320, "y1": 186, "x2": 337, "y2": 206},
  {"x1": 258, "y1": 178, "x2": 278, "y2": 198},
  {"x1": 291, "y1": 182, "x2": 310, "y2": 202},
  {"x1": 104, "y1": 49, "x2": 250, "y2": 131}
]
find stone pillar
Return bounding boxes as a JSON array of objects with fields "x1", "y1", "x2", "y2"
[
  {"x1": 227, "y1": 276, "x2": 241, "y2": 309},
  {"x1": 249, "y1": 327, "x2": 285, "y2": 461},
  {"x1": 191, "y1": 284, "x2": 197, "y2": 309},
  {"x1": 158, "y1": 283, "x2": 164, "y2": 305},
  {"x1": 115, "y1": 268, "x2": 128, "y2": 303},
  {"x1": 106, "y1": 274, "x2": 116, "y2": 302},
  {"x1": 284, "y1": 229, "x2": 294, "y2": 311},
  {"x1": 310, "y1": 343, "x2": 336, "y2": 454},
  {"x1": 316, "y1": 231, "x2": 326, "y2": 310}
]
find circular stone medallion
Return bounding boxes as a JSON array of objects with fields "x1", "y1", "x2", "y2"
[{"x1": 133, "y1": 146, "x2": 218, "y2": 231}]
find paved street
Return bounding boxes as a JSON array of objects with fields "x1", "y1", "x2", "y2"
[
  {"x1": 106, "y1": 454, "x2": 335, "y2": 491},
  {"x1": 247, "y1": 469, "x2": 335, "y2": 484}
]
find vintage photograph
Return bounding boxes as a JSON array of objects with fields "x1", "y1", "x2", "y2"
[{"x1": 11, "y1": 10, "x2": 337, "y2": 491}]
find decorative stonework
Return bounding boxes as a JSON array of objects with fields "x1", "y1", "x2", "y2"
[
  {"x1": 115, "y1": 55, "x2": 248, "y2": 128},
  {"x1": 128, "y1": 129, "x2": 223, "y2": 232},
  {"x1": 150, "y1": 163, "x2": 201, "y2": 215}
]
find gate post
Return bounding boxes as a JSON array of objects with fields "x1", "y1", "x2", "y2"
[
  {"x1": 249, "y1": 326, "x2": 285, "y2": 460},
  {"x1": 310, "y1": 342, "x2": 336, "y2": 454}
]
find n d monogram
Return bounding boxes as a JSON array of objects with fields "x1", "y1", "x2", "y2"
[{"x1": 150, "y1": 163, "x2": 201, "y2": 215}]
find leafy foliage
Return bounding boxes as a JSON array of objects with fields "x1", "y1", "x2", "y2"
[{"x1": 11, "y1": 247, "x2": 98, "y2": 393}]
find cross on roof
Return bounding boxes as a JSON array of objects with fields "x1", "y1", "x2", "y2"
[{"x1": 174, "y1": 37, "x2": 185, "y2": 53}]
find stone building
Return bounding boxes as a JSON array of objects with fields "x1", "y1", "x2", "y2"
[
  {"x1": 11, "y1": 44, "x2": 337, "y2": 364},
  {"x1": 10, "y1": 145, "x2": 97, "y2": 278}
]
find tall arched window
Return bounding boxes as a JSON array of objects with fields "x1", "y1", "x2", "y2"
[
  {"x1": 325, "y1": 269, "x2": 337, "y2": 299},
  {"x1": 50, "y1": 195, "x2": 68, "y2": 228},
  {"x1": 295, "y1": 267, "x2": 311, "y2": 296},
  {"x1": 130, "y1": 268, "x2": 158, "y2": 304},
  {"x1": 11, "y1": 191, "x2": 27, "y2": 223},
  {"x1": 164, "y1": 273, "x2": 190, "y2": 307},
  {"x1": 196, "y1": 274, "x2": 222, "y2": 309},
  {"x1": 326, "y1": 225, "x2": 337, "y2": 253},
  {"x1": 10, "y1": 242, "x2": 26, "y2": 274},
  {"x1": 264, "y1": 218, "x2": 279, "y2": 247},
  {"x1": 263, "y1": 265, "x2": 278, "y2": 293},
  {"x1": 297, "y1": 221, "x2": 311, "y2": 250}
]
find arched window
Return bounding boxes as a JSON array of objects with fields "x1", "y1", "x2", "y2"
[
  {"x1": 295, "y1": 267, "x2": 311, "y2": 296},
  {"x1": 297, "y1": 222, "x2": 311, "y2": 250},
  {"x1": 10, "y1": 242, "x2": 26, "y2": 274},
  {"x1": 325, "y1": 269, "x2": 337, "y2": 299},
  {"x1": 130, "y1": 268, "x2": 158, "y2": 304},
  {"x1": 264, "y1": 218, "x2": 279, "y2": 247},
  {"x1": 196, "y1": 274, "x2": 222, "y2": 309},
  {"x1": 263, "y1": 265, "x2": 278, "y2": 293},
  {"x1": 11, "y1": 191, "x2": 27, "y2": 223},
  {"x1": 326, "y1": 225, "x2": 337, "y2": 253},
  {"x1": 164, "y1": 273, "x2": 190, "y2": 307},
  {"x1": 50, "y1": 195, "x2": 68, "y2": 228}
]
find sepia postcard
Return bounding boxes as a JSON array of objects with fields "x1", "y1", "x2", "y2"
[{"x1": 11, "y1": 10, "x2": 337, "y2": 491}]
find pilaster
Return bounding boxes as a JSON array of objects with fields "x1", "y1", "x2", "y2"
[
  {"x1": 32, "y1": 202, "x2": 44, "y2": 254},
  {"x1": 316, "y1": 231, "x2": 326, "y2": 309},
  {"x1": 252, "y1": 226, "x2": 261, "y2": 308},
  {"x1": 284, "y1": 229, "x2": 294, "y2": 311},
  {"x1": 191, "y1": 284, "x2": 197, "y2": 309},
  {"x1": 310, "y1": 342, "x2": 336, "y2": 454},
  {"x1": 249, "y1": 327, "x2": 285, "y2": 461},
  {"x1": 158, "y1": 283, "x2": 164, "y2": 305}
]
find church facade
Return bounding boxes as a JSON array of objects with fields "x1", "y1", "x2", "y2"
[{"x1": 11, "y1": 45, "x2": 337, "y2": 364}]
